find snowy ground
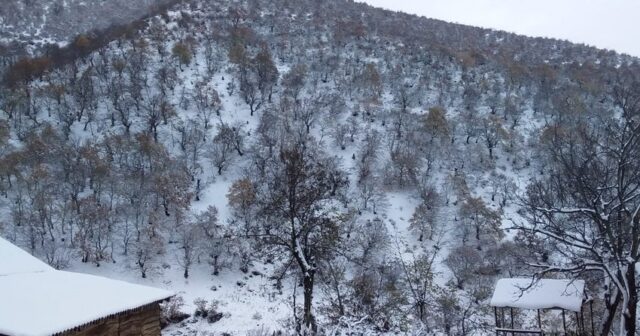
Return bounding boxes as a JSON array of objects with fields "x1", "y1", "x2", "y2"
[{"x1": 69, "y1": 255, "x2": 291, "y2": 335}]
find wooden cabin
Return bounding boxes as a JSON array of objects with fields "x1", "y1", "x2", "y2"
[
  {"x1": 490, "y1": 278, "x2": 593, "y2": 336},
  {"x1": 0, "y1": 237, "x2": 173, "y2": 336}
]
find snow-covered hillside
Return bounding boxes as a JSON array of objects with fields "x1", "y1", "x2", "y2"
[{"x1": 0, "y1": 0, "x2": 639, "y2": 335}]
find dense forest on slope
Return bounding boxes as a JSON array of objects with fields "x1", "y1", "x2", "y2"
[
  {"x1": 1, "y1": 0, "x2": 639, "y2": 335},
  {"x1": 0, "y1": 0, "x2": 178, "y2": 52}
]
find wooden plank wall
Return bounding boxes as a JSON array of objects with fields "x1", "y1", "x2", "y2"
[{"x1": 61, "y1": 303, "x2": 161, "y2": 336}]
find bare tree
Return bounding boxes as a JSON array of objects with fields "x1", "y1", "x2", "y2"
[
  {"x1": 239, "y1": 142, "x2": 348, "y2": 332},
  {"x1": 193, "y1": 81, "x2": 221, "y2": 130},
  {"x1": 171, "y1": 210, "x2": 198, "y2": 279},
  {"x1": 185, "y1": 206, "x2": 220, "y2": 276}
]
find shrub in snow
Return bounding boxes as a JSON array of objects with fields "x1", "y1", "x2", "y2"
[
  {"x1": 246, "y1": 327, "x2": 281, "y2": 336},
  {"x1": 193, "y1": 298, "x2": 224, "y2": 324},
  {"x1": 193, "y1": 297, "x2": 208, "y2": 317},
  {"x1": 206, "y1": 300, "x2": 222, "y2": 323},
  {"x1": 160, "y1": 295, "x2": 190, "y2": 326},
  {"x1": 207, "y1": 311, "x2": 224, "y2": 324},
  {"x1": 239, "y1": 253, "x2": 251, "y2": 273}
]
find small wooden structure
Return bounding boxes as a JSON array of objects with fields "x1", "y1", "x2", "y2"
[
  {"x1": 490, "y1": 278, "x2": 593, "y2": 336},
  {"x1": 0, "y1": 237, "x2": 173, "y2": 336}
]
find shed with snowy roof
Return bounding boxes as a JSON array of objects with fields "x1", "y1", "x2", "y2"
[
  {"x1": 0, "y1": 236, "x2": 173, "y2": 336},
  {"x1": 490, "y1": 278, "x2": 594, "y2": 335}
]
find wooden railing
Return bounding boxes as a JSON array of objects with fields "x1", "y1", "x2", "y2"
[
  {"x1": 496, "y1": 327, "x2": 543, "y2": 335},
  {"x1": 496, "y1": 329, "x2": 588, "y2": 336}
]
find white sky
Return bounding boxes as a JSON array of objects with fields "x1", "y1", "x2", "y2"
[{"x1": 358, "y1": 0, "x2": 640, "y2": 58}]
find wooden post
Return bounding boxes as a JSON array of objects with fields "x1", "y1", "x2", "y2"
[
  {"x1": 590, "y1": 301, "x2": 595, "y2": 336},
  {"x1": 537, "y1": 309, "x2": 542, "y2": 331},
  {"x1": 576, "y1": 312, "x2": 581, "y2": 334},
  {"x1": 562, "y1": 310, "x2": 567, "y2": 335},
  {"x1": 494, "y1": 307, "x2": 500, "y2": 336},
  {"x1": 510, "y1": 307, "x2": 515, "y2": 331}
]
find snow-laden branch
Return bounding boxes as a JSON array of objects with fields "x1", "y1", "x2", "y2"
[{"x1": 521, "y1": 225, "x2": 594, "y2": 252}]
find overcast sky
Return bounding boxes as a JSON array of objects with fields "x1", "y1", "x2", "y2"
[{"x1": 358, "y1": 0, "x2": 640, "y2": 58}]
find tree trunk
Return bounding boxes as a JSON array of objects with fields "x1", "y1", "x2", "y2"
[
  {"x1": 302, "y1": 271, "x2": 317, "y2": 334},
  {"x1": 601, "y1": 288, "x2": 620, "y2": 336},
  {"x1": 195, "y1": 179, "x2": 201, "y2": 201},
  {"x1": 623, "y1": 267, "x2": 637, "y2": 336}
]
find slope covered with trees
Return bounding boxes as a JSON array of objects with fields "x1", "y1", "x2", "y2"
[
  {"x1": 0, "y1": 0, "x2": 177, "y2": 49},
  {"x1": 0, "y1": 0, "x2": 639, "y2": 335}
]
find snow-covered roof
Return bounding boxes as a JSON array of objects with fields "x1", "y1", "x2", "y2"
[
  {"x1": 490, "y1": 278, "x2": 585, "y2": 312},
  {"x1": 0, "y1": 237, "x2": 173, "y2": 336}
]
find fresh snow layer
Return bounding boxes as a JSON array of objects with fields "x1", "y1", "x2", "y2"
[
  {"x1": 0, "y1": 237, "x2": 173, "y2": 336},
  {"x1": 0, "y1": 237, "x2": 53, "y2": 276},
  {"x1": 490, "y1": 278, "x2": 585, "y2": 312}
]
